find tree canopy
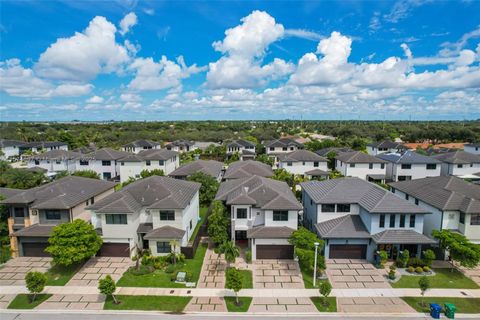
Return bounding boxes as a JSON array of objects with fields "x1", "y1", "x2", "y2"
[
  {"x1": 187, "y1": 172, "x2": 219, "y2": 207},
  {"x1": 432, "y1": 229, "x2": 480, "y2": 268}
]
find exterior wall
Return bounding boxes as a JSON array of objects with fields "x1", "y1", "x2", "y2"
[
  {"x1": 71, "y1": 187, "x2": 115, "y2": 221},
  {"x1": 336, "y1": 160, "x2": 386, "y2": 180},
  {"x1": 227, "y1": 145, "x2": 255, "y2": 155},
  {"x1": 317, "y1": 203, "x2": 360, "y2": 223},
  {"x1": 251, "y1": 238, "x2": 290, "y2": 260},
  {"x1": 27, "y1": 159, "x2": 77, "y2": 173},
  {"x1": 264, "y1": 210, "x2": 298, "y2": 229},
  {"x1": 119, "y1": 156, "x2": 179, "y2": 182},
  {"x1": 148, "y1": 239, "x2": 181, "y2": 256},
  {"x1": 463, "y1": 213, "x2": 480, "y2": 243},
  {"x1": 367, "y1": 210, "x2": 424, "y2": 235},
  {"x1": 302, "y1": 190, "x2": 318, "y2": 231},
  {"x1": 76, "y1": 160, "x2": 121, "y2": 180},
  {"x1": 266, "y1": 146, "x2": 300, "y2": 155},
  {"x1": 1, "y1": 146, "x2": 20, "y2": 159},
  {"x1": 278, "y1": 160, "x2": 328, "y2": 176},
  {"x1": 166, "y1": 145, "x2": 198, "y2": 153},
  {"x1": 98, "y1": 212, "x2": 140, "y2": 244},
  {"x1": 38, "y1": 209, "x2": 70, "y2": 225},
  {"x1": 367, "y1": 146, "x2": 400, "y2": 156},
  {"x1": 448, "y1": 162, "x2": 480, "y2": 177},
  {"x1": 391, "y1": 163, "x2": 441, "y2": 181},
  {"x1": 464, "y1": 145, "x2": 480, "y2": 155}
]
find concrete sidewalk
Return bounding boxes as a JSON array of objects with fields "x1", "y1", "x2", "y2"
[{"x1": 1, "y1": 285, "x2": 480, "y2": 298}]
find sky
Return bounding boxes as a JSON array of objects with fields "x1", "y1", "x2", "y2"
[{"x1": 0, "y1": 0, "x2": 479, "y2": 121}]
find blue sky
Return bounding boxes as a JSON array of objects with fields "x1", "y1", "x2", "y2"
[{"x1": 1, "y1": 0, "x2": 479, "y2": 121}]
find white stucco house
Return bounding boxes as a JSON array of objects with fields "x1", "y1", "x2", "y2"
[
  {"x1": 278, "y1": 149, "x2": 328, "y2": 177},
  {"x1": 118, "y1": 149, "x2": 179, "y2": 182},
  {"x1": 367, "y1": 140, "x2": 406, "y2": 156},
  {"x1": 20, "y1": 141, "x2": 68, "y2": 154},
  {"x1": 265, "y1": 138, "x2": 304, "y2": 164},
  {"x1": 0, "y1": 139, "x2": 24, "y2": 160},
  {"x1": 169, "y1": 160, "x2": 224, "y2": 181},
  {"x1": 464, "y1": 143, "x2": 480, "y2": 155},
  {"x1": 226, "y1": 140, "x2": 256, "y2": 161},
  {"x1": 376, "y1": 151, "x2": 442, "y2": 182},
  {"x1": 122, "y1": 140, "x2": 161, "y2": 154},
  {"x1": 165, "y1": 140, "x2": 198, "y2": 153},
  {"x1": 76, "y1": 148, "x2": 132, "y2": 180},
  {"x1": 335, "y1": 151, "x2": 388, "y2": 182},
  {"x1": 27, "y1": 150, "x2": 83, "y2": 176},
  {"x1": 432, "y1": 151, "x2": 480, "y2": 179}
]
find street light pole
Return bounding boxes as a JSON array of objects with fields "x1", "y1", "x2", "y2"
[{"x1": 313, "y1": 242, "x2": 319, "y2": 288}]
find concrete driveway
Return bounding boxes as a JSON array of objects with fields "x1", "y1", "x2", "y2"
[
  {"x1": 249, "y1": 297, "x2": 317, "y2": 312},
  {"x1": 337, "y1": 297, "x2": 415, "y2": 313},
  {"x1": 67, "y1": 257, "x2": 133, "y2": 286},
  {"x1": 197, "y1": 246, "x2": 227, "y2": 288},
  {"x1": 184, "y1": 297, "x2": 227, "y2": 312},
  {"x1": 0, "y1": 257, "x2": 51, "y2": 286},
  {"x1": 35, "y1": 294, "x2": 105, "y2": 310},
  {"x1": 253, "y1": 259, "x2": 304, "y2": 289},
  {"x1": 326, "y1": 259, "x2": 390, "y2": 289}
]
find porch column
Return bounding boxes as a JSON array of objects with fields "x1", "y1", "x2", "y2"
[
  {"x1": 7, "y1": 217, "x2": 14, "y2": 235},
  {"x1": 10, "y1": 236, "x2": 19, "y2": 258}
]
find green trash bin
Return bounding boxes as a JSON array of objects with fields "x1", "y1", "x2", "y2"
[{"x1": 445, "y1": 303, "x2": 456, "y2": 319}]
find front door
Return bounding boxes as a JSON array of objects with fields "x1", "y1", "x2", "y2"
[{"x1": 103, "y1": 172, "x2": 112, "y2": 180}]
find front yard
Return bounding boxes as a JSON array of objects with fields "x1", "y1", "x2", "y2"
[
  {"x1": 45, "y1": 262, "x2": 84, "y2": 286},
  {"x1": 188, "y1": 206, "x2": 208, "y2": 243},
  {"x1": 225, "y1": 268, "x2": 253, "y2": 289},
  {"x1": 117, "y1": 243, "x2": 207, "y2": 287},
  {"x1": 402, "y1": 297, "x2": 480, "y2": 314},
  {"x1": 104, "y1": 295, "x2": 191, "y2": 312},
  {"x1": 391, "y1": 268, "x2": 479, "y2": 289},
  {"x1": 225, "y1": 297, "x2": 252, "y2": 312},
  {"x1": 8, "y1": 294, "x2": 52, "y2": 309},
  {"x1": 311, "y1": 297, "x2": 337, "y2": 312}
]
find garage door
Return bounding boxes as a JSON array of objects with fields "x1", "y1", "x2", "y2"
[
  {"x1": 257, "y1": 245, "x2": 294, "y2": 259},
  {"x1": 329, "y1": 244, "x2": 367, "y2": 259},
  {"x1": 22, "y1": 242, "x2": 50, "y2": 257},
  {"x1": 97, "y1": 243, "x2": 130, "y2": 257}
]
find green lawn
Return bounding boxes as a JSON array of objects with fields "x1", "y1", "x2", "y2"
[
  {"x1": 225, "y1": 268, "x2": 253, "y2": 289},
  {"x1": 117, "y1": 243, "x2": 207, "y2": 287},
  {"x1": 225, "y1": 297, "x2": 252, "y2": 312},
  {"x1": 46, "y1": 262, "x2": 84, "y2": 286},
  {"x1": 402, "y1": 297, "x2": 480, "y2": 314},
  {"x1": 8, "y1": 294, "x2": 52, "y2": 309},
  {"x1": 311, "y1": 297, "x2": 337, "y2": 312},
  {"x1": 391, "y1": 268, "x2": 479, "y2": 289},
  {"x1": 104, "y1": 295, "x2": 191, "y2": 312},
  {"x1": 301, "y1": 268, "x2": 329, "y2": 289},
  {"x1": 189, "y1": 206, "x2": 208, "y2": 243}
]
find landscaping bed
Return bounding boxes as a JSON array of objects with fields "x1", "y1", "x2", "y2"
[
  {"x1": 188, "y1": 206, "x2": 208, "y2": 243},
  {"x1": 104, "y1": 295, "x2": 191, "y2": 312},
  {"x1": 8, "y1": 294, "x2": 52, "y2": 309},
  {"x1": 225, "y1": 268, "x2": 253, "y2": 289},
  {"x1": 225, "y1": 296, "x2": 252, "y2": 312},
  {"x1": 311, "y1": 297, "x2": 337, "y2": 312},
  {"x1": 391, "y1": 268, "x2": 479, "y2": 289},
  {"x1": 402, "y1": 297, "x2": 480, "y2": 314}
]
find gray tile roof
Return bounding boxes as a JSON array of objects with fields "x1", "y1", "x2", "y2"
[
  {"x1": 223, "y1": 160, "x2": 273, "y2": 179},
  {"x1": 119, "y1": 149, "x2": 178, "y2": 162},
  {"x1": 0, "y1": 139, "x2": 24, "y2": 148},
  {"x1": 265, "y1": 138, "x2": 304, "y2": 148},
  {"x1": 432, "y1": 150, "x2": 480, "y2": 164},
  {"x1": 88, "y1": 176, "x2": 200, "y2": 213},
  {"x1": 367, "y1": 140, "x2": 406, "y2": 149},
  {"x1": 216, "y1": 175, "x2": 302, "y2": 210},
  {"x1": 246, "y1": 226, "x2": 295, "y2": 239},
  {"x1": 335, "y1": 151, "x2": 388, "y2": 164},
  {"x1": 21, "y1": 141, "x2": 67, "y2": 148},
  {"x1": 12, "y1": 224, "x2": 54, "y2": 237},
  {"x1": 165, "y1": 139, "x2": 195, "y2": 147},
  {"x1": 227, "y1": 139, "x2": 256, "y2": 148},
  {"x1": 137, "y1": 223, "x2": 153, "y2": 233},
  {"x1": 1, "y1": 176, "x2": 116, "y2": 209},
  {"x1": 315, "y1": 147, "x2": 354, "y2": 156},
  {"x1": 29, "y1": 149, "x2": 83, "y2": 160},
  {"x1": 278, "y1": 150, "x2": 327, "y2": 162},
  {"x1": 305, "y1": 169, "x2": 329, "y2": 176},
  {"x1": 80, "y1": 148, "x2": 132, "y2": 161},
  {"x1": 144, "y1": 225, "x2": 186, "y2": 239},
  {"x1": 169, "y1": 160, "x2": 223, "y2": 179},
  {"x1": 376, "y1": 151, "x2": 441, "y2": 164},
  {"x1": 315, "y1": 215, "x2": 370, "y2": 239},
  {"x1": 0, "y1": 187, "x2": 23, "y2": 198},
  {"x1": 389, "y1": 176, "x2": 480, "y2": 213},
  {"x1": 301, "y1": 178, "x2": 430, "y2": 214},
  {"x1": 372, "y1": 230, "x2": 436, "y2": 244},
  {"x1": 123, "y1": 139, "x2": 160, "y2": 148}
]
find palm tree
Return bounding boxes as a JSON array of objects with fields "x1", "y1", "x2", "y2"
[
  {"x1": 131, "y1": 243, "x2": 148, "y2": 270},
  {"x1": 219, "y1": 241, "x2": 240, "y2": 267},
  {"x1": 169, "y1": 239, "x2": 180, "y2": 265}
]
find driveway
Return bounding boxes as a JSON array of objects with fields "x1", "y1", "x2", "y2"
[
  {"x1": 326, "y1": 259, "x2": 390, "y2": 289},
  {"x1": 0, "y1": 257, "x2": 52, "y2": 286},
  {"x1": 253, "y1": 259, "x2": 304, "y2": 289},
  {"x1": 35, "y1": 294, "x2": 105, "y2": 310},
  {"x1": 67, "y1": 257, "x2": 133, "y2": 286},
  {"x1": 337, "y1": 297, "x2": 415, "y2": 313},
  {"x1": 456, "y1": 264, "x2": 480, "y2": 286},
  {"x1": 184, "y1": 297, "x2": 227, "y2": 312},
  {"x1": 0, "y1": 294, "x2": 16, "y2": 309},
  {"x1": 249, "y1": 297, "x2": 317, "y2": 312},
  {"x1": 197, "y1": 245, "x2": 227, "y2": 288}
]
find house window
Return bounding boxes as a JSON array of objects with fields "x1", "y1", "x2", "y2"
[
  {"x1": 156, "y1": 241, "x2": 170, "y2": 253},
  {"x1": 302, "y1": 162, "x2": 306, "y2": 166},
  {"x1": 80, "y1": 160, "x2": 89, "y2": 166},
  {"x1": 290, "y1": 147, "x2": 294, "y2": 150},
  {"x1": 105, "y1": 214, "x2": 127, "y2": 224},
  {"x1": 389, "y1": 214, "x2": 395, "y2": 228},
  {"x1": 146, "y1": 160, "x2": 151, "y2": 166},
  {"x1": 457, "y1": 164, "x2": 463, "y2": 168},
  {"x1": 337, "y1": 204, "x2": 350, "y2": 212},
  {"x1": 14, "y1": 207, "x2": 25, "y2": 217},
  {"x1": 409, "y1": 215, "x2": 416, "y2": 228},
  {"x1": 160, "y1": 210, "x2": 175, "y2": 221},
  {"x1": 34, "y1": 160, "x2": 40, "y2": 165},
  {"x1": 400, "y1": 214, "x2": 406, "y2": 228},
  {"x1": 102, "y1": 160, "x2": 111, "y2": 166},
  {"x1": 310, "y1": 199, "x2": 313, "y2": 206},
  {"x1": 369, "y1": 163, "x2": 373, "y2": 169},
  {"x1": 55, "y1": 160, "x2": 61, "y2": 164},
  {"x1": 471, "y1": 214, "x2": 480, "y2": 225},
  {"x1": 45, "y1": 210, "x2": 61, "y2": 220},
  {"x1": 349, "y1": 163, "x2": 355, "y2": 168},
  {"x1": 415, "y1": 199, "x2": 419, "y2": 205},
  {"x1": 314, "y1": 162, "x2": 319, "y2": 167},
  {"x1": 401, "y1": 164, "x2": 412, "y2": 169},
  {"x1": 190, "y1": 220, "x2": 193, "y2": 230},
  {"x1": 287, "y1": 162, "x2": 292, "y2": 166},
  {"x1": 159, "y1": 160, "x2": 164, "y2": 165},
  {"x1": 269, "y1": 147, "x2": 274, "y2": 151},
  {"x1": 391, "y1": 188, "x2": 395, "y2": 193},
  {"x1": 426, "y1": 164, "x2": 437, "y2": 170},
  {"x1": 459, "y1": 212, "x2": 465, "y2": 224},
  {"x1": 381, "y1": 163, "x2": 385, "y2": 169},
  {"x1": 405, "y1": 194, "x2": 409, "y2": 200},
  {"x1": 121, "y1": 162, "x2": 124, "y2": 166},
  {"x1": 379, "y1": 214, "x2": 385, "y2": 228},
  {"x1": 236, "y1": 208, "x2": 247, "y2": 219},
  {"x1": 282, "y1": 147, "x2": 287, "y2": 151},
  {"x1": 273, "y1": 210, "x2": 289, "y2": 221},
  {"x1": 321, "y1": 204, "x2": 335, "y2": 212}
]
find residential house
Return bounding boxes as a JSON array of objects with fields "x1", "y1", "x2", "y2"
[
  {"x1": 278, "y1": 150, "x2": 328, "y2": 177},
  {"x1": 265, "y1": 138, "x2": 304, "y2": 164},
  {"x1": 76, "y1": 148, "x2": 132, "y2": 180},
  {"x1": 367, "y1": 140, "x2": 406, "y2": 156},
  {"x1": 194, "y1": 141, "x2": 221, "y2": 151},
  {"x1": 165, "y1": 140, "x2": 198, "y2": 153},
  {"x1": 432, "y1": 151, "x2": 480, "y2": 179},
  {"x1": 301, "y1": 178, "x2": 434, "y2": 261},
  {"x1": 87, "y1": 176, "x2": 200, "y2": 257},
  {"x1": 1, "y1": 176, "x2": 116, "y2": 257},
  {"x1": 122, "y1": 140, "x2": 161, "y2": 154},
  {"x1": 19, "y1": 141, "x2": 68, "y2": 154},
  {"x1": 335, "y1": 151, "x2": 388, "y2": 182},
  {"x1": 464, "y1": 143, "x2": 480, "y2": 155},
  {"x1": 0, "y1": 139, "x2": 24, "y2": 159},
  {"x1": 169, "y1": 160, "x2": 224, "y2": 181},
  {"x1": 376, "y1": 151, "x2": 442, "y2": 182},
  {"x1": 223, "y1": 160, "x2": 274, "y2": 180},
  {"x1": 390, "y1": 176, "x2": 480, "y2": 244},
  {"x1": 215, "y1": 175, "x2": 303, "y2": 260},
  {"x1": 226, "y1": 140, "x2": 256, "y2": 161},
  {"x1": 118, "y1": 149, "x2": 179, "y2": 182},
  {"x1": 315, "y1": 147, "x2": 354, "y2": 157},
  {"x1": 27, "y1": 150, "x2": 83, "y2": 176}
]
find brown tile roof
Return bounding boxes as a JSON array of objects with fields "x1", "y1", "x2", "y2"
[{"x1": 246, "y1": 226, "x2": 295, "y2": 239}]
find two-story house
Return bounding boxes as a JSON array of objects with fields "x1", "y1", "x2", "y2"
[
  {"x1": 301, "y1": 178, "x2": 434, "y2": 261},
  {"x1": 165, "y1": 140, "x2": 198, "y2": 153},
  {"x1": 367, "y1": 140, "x2": 406, "y2": 156},
  {"x1": 376, "y1": 151, "x2": 442, "y2": 182},
  {"x1": 19, "y1": 141, "x2": 68, "y2": 154},
  {"x1": 265, "y1": 138, "x2": 304, "y2": 164},
  {"x1": 226, "y1": 140, "x2": 256, "y2": 161},
  {"x1": 118, "y1": 149, "x2": 179, "y2": 182},
  {"x1": 1, "y1": 176, "x2": 116, "y2": 257},
  {"x1": 122, "y1": 140, "x2": 161, "y2": 154},
  {"x1": 432, "y1": 151, "x2": 480, "y2": 179},
  {"x1": 0, "y1": 139, "x2": 24, "y2": 160},
  {"x1": 87, "y1": 176, "x2": 200, "y2": 257},
  {"x1": 278, "y1": 150, "x2": 329, "y2": 177},
  {"x1": 464, "y1": 143, "x2": 480, "y2": 155},
  {"x1": 27, "y1": 150, "x2": 83, "y2": 176},
  {"x1": 169, "y1": 160, "x2": 224, "y2": 181},
  {"x1": 223, "y1": 160, "x2": 273, "y2": 180},
  {"x1": 215, "y1": 175, "x2": 302, "y2": 260},
  {"x1": 390, "y1": 176, "x2": 480, "y2": 245},
  {"x1": 76, "y1": 148, "x2": 132, "y2": 180},
  {"x1": 335, "y1": 151, "x2": 388, "y2": 183}
]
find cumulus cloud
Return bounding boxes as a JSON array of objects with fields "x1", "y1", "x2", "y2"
[
  {"x1": 119, "y1": 12, "x2": 137, "y2": 36},
  {"x1": 86, "y1": 95, "x2": 104, "y2": 104}
]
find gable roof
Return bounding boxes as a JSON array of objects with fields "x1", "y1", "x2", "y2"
[
  {"x1": 123, "y1": 139, "x2": 160, "y2": 148},
  {"x1": 0, "y1": 187, "x2": 23, "y2": 198},
  {"x1": 165, "y1": 139, "x2": 195, "y2": 147},
  {"x1": 376, "y1": 151, "x2": 441, "y2": 164},
  {"x1": 247, "y1": 226, "x2": 295, "y2": 239},
  {"x1": 215, "y1": 175, "x2": 302, "y2": 210},
  {"x1": 367, "y1": 140, "x2": 406, "y2": 149},
  {"x1": 432, "y1": 150, "x2": 480, "y2": 164},
  {"x1": 0, "y1": 139, "x2": 24, "y2": 148},
  {"x1": 301, "y1": 178, "x2": 429, "y2": 214},
  {"x1": 278, "y1": 150, "x2": 327, "y2": 162},
  {"x1": 305, "y1": 169, "x2": 329, "y2": 176},
  {"x1": 88, "y1": 176, "x2": 200, "y2": 213},
  {"x1": 144, "y1": 225, "x2": 186, "y2": 240},
  {"x1": 315, "y1": 147, "x2": 354, "y2": 157},
  {"x1": 227, "y1": 139, "x2": 256, "y2": 148},
  {"x1": 316, "y1": 215, "x2": 370, "y2": 239},
  {"x1": 265, "y1": 138, "x2": 304, "y2": 148},
  {"x1": 119, "y1": 149, "x2": 178, "y2": 162},
  {"x1": 389, "y1": 176, "x2": 480, "y2": 213},
  {"x1": 80, "y1": 148, "x2": 132, "y2": 161},
  {"x1": 335, "y1": 151, "x2": 388, "y2": 164},
  {"x1": 0, "y1": 176, "x2": 116, "y2": 209},
  {"x1": 21, "y1": 141, "x2": 67, "y2": 148},
  {"x1": 169, "y1": 160, "x2": 223, "y2": 178},
  {"x1": 223, "y1": 160, "x2": 273, "y2": 179},
  {"x1": 28, "y1": 149, "x2": 83, "y2": 160}
]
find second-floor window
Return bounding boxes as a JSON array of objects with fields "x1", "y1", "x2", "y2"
[
  {"x1": 237, "y1": 208, "x2": 247, "y2": 219},
  {"x1": 409, "y1": 215, "x2": 416, "y2": 228},
  {"x1": 314, "y1": 162, "x2": 319, "y2": 167},
  {"x1": 470, "y1": 213, "x2": 480, "y2": 225},
  {"x1": 369, "y1": 163, "x2": 373, "y2": 169},
  {"x1": 287, "y1": 162, "x2": 292, "y2": 166},
  {"x1": 146, "y1": 160, "x2": 151, "y2": 166},
  {"x1": 349, "y1": 163, "x2": 356, "y2": 168},
  {"x1": 459, "y1": 212, "x2": 465, "y2": 224},
  {"x1": 426, "y1": 164, "x2": 437, "y2": 170},
  {"x1": 457, "y1": 164, "x2": 463, "y2": 168},
  {"x1": 14, "y1": 207, "x2": 25, "y2": 217},
  {"x1": 282, "y1": 147, "x2": 287, "y2": 151},
  {"x1": 273, "y1": 210, "x2": 288, "y2": 221},
  {"x1": 321, "y1": 204, "x2": 335, "y2": 212},
  {"x1": 160, "y1": 210, "x2": 175, "y2": 221},
  {"x1": 269, "y1": 147, "x2": 274, "y2": 151},
  {"x1": 102, "y1": 160, "x2": 111, "y2": 166},
  {"x1": 34, "y1": 160, "x2": 40, "y2": 165},
  {"x1": 401, "y1": 164, "x2": 412, "y2": 169},
  {"x1": 80, "y1": 160, "x2": 89, "y2": 166},
  {"x1": 389, "y1": 214, "x2": 395, "y2": 228},
  {"x1": 106, "y1": 214, "x2": 127, "y2": 224},
  {"x1": 400, "y1": 214, "x2": 406, "y2": 228},
  {"x1": 379, "y1": 214, "x2": 385, "y2": 228},
  {"x1": 45, "y1": 210, "x2": 61, "y2": 220},
  {"x1": 337, "y1": 204, "x2": 350, "y2": 212},
  {"x1": 159, "y1": 160, "x2": 164, "y2": 165}
]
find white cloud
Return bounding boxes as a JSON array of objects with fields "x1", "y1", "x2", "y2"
[
  {"x1": 143, "y1": 8, "x2": 155, "y2": 16},
  {"x1": 284, "y1": 29, "x2": 323, "y2": 41},
  {"x1": 119, "y1": 12, "x2": 138, "y2": 36},
  {"x1": 86, "y1": 95, "x2": 104, "y2": 104},
  {"x1": 384, "y1": 0, "x2": 432, "y2": 23},
  {"x1": 120, "y1": 93, "x2": 141, "y2": 102},
  {"x1": 401, "y1": 43, "x2": 413, "y2": 59}
]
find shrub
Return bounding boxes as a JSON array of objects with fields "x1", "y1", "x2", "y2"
[
  {"x1": 415, "y1": 266, "x2": 424, "y2": 274},
  {"x1": 246, "y1": 250, "x2": 252, "y2": 263},
  {"x1": 141, "y1": 255, "x2": 154, "y2": 266},
  {"x1": 388, "y1": 269, "x2": 396, "y2": 280},
  {"x1": 398, "y1": 250, "x2": 409, "y2": 268},
  {"x1": 409, "y1": 257, "x2": 426, "y2": 267},
  {"x1": 165, "y1": 264, "x2": 176, "y2": 274},
  {"x1": 25, "y1": 271, "x2": 47, "y2": 302},
  {"x1": 407, "y1": 266, "x2": 415, "y2": 273},
  {"x1": 378, "y1": 250, "x2": 388, "y2": 268},
  {"x1": 423, "y1": 266, "x2": 431, "y2": 273},
  {"x1": 170, "y1": 273, "x2": 177, "y2": 282},
  {"x1": 185, "y1": 272, "x2": 193, "y2": 282},
  {"x1": 131, "y1": 255, "x2": 137, "y2": 261},
  {"x1": 422, "y1": 249, "x2": 436, "y2": 267},
  {"x1": 128, "y1": 265, "x2": 154, "y2": 276},
  {"x1": 98, "y1": 275, "x2": 118, "y2": 304}
]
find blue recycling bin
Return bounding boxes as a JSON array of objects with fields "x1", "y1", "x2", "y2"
[{"x1": 430, "y1": 303, "x2": 442, "y2": 319}]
